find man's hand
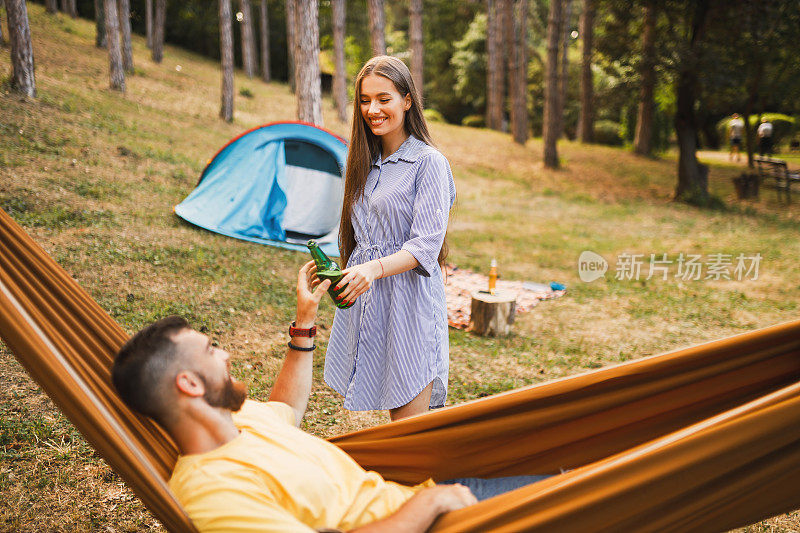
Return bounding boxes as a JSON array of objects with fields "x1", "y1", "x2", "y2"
[
  {"x1": 348, "y1": 484, "x2": 477, "y2": 532},
  {"x1": 416, "y1": 484, "x2": 478, "y2": 515},
  {"x1": 296, "y1": 261, "x2": 331, "y2": 327}
]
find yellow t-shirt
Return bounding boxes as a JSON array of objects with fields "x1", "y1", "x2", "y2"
[{"x1": 168, "y1": 400, "x2": 430, "y2": 532}]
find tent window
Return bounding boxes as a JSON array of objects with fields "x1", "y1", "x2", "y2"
[{"x1": 284, "y1": 140, "x2": 342, "y2": 177}]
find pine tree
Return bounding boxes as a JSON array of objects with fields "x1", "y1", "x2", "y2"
[
  {"x1": 285, "y1": 0, "x2": 296, "y2": 92},
  {"x1": 558, "y1": 0, "x2": 572, "y2": 138},
  {"x1": 6, "y1": 0, "x2": 36, "y2": 98},
  {"x1": 510, "y1": 0, "x2": 528, "y2": 144},
  {"x1": 94, "y1": 0, "x2": 106, "y2": 48},
  {"x1": 485, "y1": 0, "x2": 504, "y2": 131},
  {"x1": 240, "y1": 0, "x2": 256, "y2": 78},
  {"x1": 145, "y1": 0, "x2": 152, "y2": 48},
  {"x1": 633, "y1": 1, "x2": 656, "y2": 155},
  {"x1": 332, "y1": 0, "x2": 347, "y2": 122},
  {"x1": 367, "y1": 0, "x2": 385, "y2": 56},
  {"x1": 409, "y1": 0, "x2": 423, "y2": 97},
  {"x1": 219, "y1": 0, "x2": 234, "y2": 122},
  {"x1": 543, "y1": 0, "x2": 563, "y2": 168},
  {"x1": 576, "y1": 0, "x2": 594, "y2": 143},
  {"x1": 259, "y1": 0, "x2": 270, "y2": 82},
  {"x1": 104, "y1": 0, "x2": 125, "y2": 91},
  {"x1": 294, "y1": 0, "x2": 322, "y2": 125},
  {"x1": 152, "y1": 0, "x2": 165, "y2": 63},
  {"x1": 118, "y1": 0, "x2": 134, "y2": 73}
]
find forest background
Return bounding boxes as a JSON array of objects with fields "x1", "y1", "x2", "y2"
[{"x1": 29, "y1": 0, "x2": 800, "y2": 158}]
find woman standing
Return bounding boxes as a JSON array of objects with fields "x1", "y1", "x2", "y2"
[{"x1": 325, "y1": 56, "x2": 455, "y2": 421}]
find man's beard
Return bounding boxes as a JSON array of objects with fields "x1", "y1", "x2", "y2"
[{"x1": 202, "y1": 374, "x2": 248, "y2": 412}]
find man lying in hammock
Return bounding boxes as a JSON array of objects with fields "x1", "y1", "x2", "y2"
[{"x1": 111, "y1": 261, "x2": 544, "y2": 532}]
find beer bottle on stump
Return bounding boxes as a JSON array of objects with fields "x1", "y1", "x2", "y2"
[{"x1": 307, "y1": 240, "x2": 354, "y2": 309}]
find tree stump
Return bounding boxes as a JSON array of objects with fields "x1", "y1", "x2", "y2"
[{"x1": 469, "y1": 290, "x2": 516, "y2": 337}]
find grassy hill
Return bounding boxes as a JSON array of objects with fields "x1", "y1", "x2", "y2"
[{"x1": 2, "y1": 4, "x2": 800, "y2": 531}]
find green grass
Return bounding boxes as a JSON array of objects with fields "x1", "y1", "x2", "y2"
[{"x1": 1, "y1": 4, "x2": 800, "y2": 532}]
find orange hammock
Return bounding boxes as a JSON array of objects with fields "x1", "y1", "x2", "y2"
[{"x1": 2, "y1": 206, "x2": 800, "y2": 533}]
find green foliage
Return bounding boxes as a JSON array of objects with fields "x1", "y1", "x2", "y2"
[
  {"x1": 594, "y1": 120, "x2": 623, "y2": 146},
  {"x1": 239, "y1": 87, "x2": 254, "y2": 99},
  {"x1": 423, "y1": 108, "x2": 445, "y2": 123},
  {"x1": 461, "y1": 114, "x2": 485, "y2": 128},
  {"x1": 450, "y1": 12, "x2": 487, "y2": 114}
]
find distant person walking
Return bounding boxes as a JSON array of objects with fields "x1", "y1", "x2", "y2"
[
  {"x1": 325, "y1": 56, "x2": 456, "y2": 421},
  {"x1": 757, "y1": 117, "x2": 774, "y2": 157},
  {"x1": 728, "y1": 113, "x2": 744, "y2": 162}
]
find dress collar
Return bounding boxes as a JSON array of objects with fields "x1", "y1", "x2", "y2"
[{"x1": 374, "y1": 135, "x2": 423, "y2": 166}]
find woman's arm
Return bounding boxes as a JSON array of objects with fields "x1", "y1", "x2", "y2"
[
  {"x1": 334, "y1": 250, "x2": 418, "y2": 305},
  {"x1": 334, "y1": 153, "x2": 453, "y2": 306}
]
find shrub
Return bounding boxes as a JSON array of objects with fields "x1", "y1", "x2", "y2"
[
  {"x1": 239, "y1": 87, "x2": 254, "y2": 98},
  {"x1": 593, "y1": 120, "x2": 623, "y2": 146},
  {"x1": 461, "y1": 114, "x2": 485, "y2": 128},
  {"x1": 423, "y1": 108, "x2": 445, "y2": 123}
]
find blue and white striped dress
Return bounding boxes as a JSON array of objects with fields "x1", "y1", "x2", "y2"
[{"x1": 324, "y1": 135, "x2": 456, "y2": 411}]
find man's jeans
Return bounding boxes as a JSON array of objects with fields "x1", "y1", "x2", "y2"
[{"x1": 440, "y1": 475, "x2": 550, "y2": 501}]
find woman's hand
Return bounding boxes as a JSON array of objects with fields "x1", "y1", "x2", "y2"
[{"x1": 335, "y1": 260, "x2": 383, "y2": 306}]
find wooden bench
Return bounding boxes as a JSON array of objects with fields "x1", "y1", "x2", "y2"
[{"x1": 754, "y1": 157, "x2": 800, "y2": 203}]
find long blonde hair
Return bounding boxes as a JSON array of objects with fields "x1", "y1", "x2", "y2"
[{"x1": 339, "y1": 56, "x2": 447, "y2": 268}]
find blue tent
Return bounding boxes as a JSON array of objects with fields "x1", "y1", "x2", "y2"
[{"x1": 175, "y1": 121, "x2": 347, "y2": 256}]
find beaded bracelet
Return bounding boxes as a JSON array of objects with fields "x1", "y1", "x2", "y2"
[{"x1": 287, "y1": 341, "x2": 316, "y2": 352}]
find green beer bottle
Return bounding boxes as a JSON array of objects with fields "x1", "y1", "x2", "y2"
[{"x1": 307, "y1": 240, "x2": 354, "y2": 309}]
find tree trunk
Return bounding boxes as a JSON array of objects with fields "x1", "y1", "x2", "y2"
[
  {"x1": 557, "y1": 0, "x2": 572, "y2": 139},
  {"x1": 6, "y1": 0, "x2": 36, "y2": 97},
  {"x1": 485, "y1": 0, "x2": 504, "y2": 131},
  {"x1": 332, "y1": 0, "x2": 347, "y2": 122},
  {"x1": 633, "y1": 1, "x2": 656, "y2": 155},
  {"x1": 285, "y1": 0, "x2": 295, "y2": 92},
  {"x1": 118, "y1": 0, "x2": 134, "y2": 73},
  {"x1": 502, "y1": 0, "x2": 513, "y2": 133},
  {"x1": 240, "y1": 0, "x2": 256, "y2": 78},
  {"x1": 0, "y1": 0, "x2": 4, "y2": 46},
  {"x1": 94, "y1": 0, "x2": 106, "y2": 47},
  {"x1": 673, "y1": 0, "x2": 710, "y2": 204},
  {"x1": 543, "y1": 0, "x2": 563, "y2": 168},
  {"x1": 469, "y1": 291, "x2": 516, "y2": 337},
  {"x1": 294, "y1": 0, "x2": 323, "y2": 126},
  {"x1": 145, "y1": 0, "x2": 152, "y2": 48},
  {"x1": 743, "y1": 63, "x2": 763, "y2": 168},
  {"x1": 367, "y1": 0, "x2": 385, "y2": 56},
  {"x1": 219, "y1": 0, "x2": 234, "y2": 122},
  {"x1": 409, "y1": 0, "x2": 423, "y2": 97},
  {"x1": 576, "y1": 0, "x2": 594, "y2": 143},
  {"x1": 46, "y1": 0, "x2": 58, "y2": 14},
  {"x1": 103, "y1": 0, "x2": 125, "y2": 91},
  {"x1": 152, "y1": 0, "x2": 165, "y2": 63},
  {"x1": 259, "y1": 0, "x2": 270, "y2": 82},
  {"x1": 510, "y1": 0, "x2": 528, "y2": 144},
  {"x1": 61, "y1": 0, "x2": 77, "y2": 17}
]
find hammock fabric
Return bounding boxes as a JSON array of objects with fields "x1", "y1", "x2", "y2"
[{"x1": 1, "y1": 206, "x2": 800, "y2": 533}]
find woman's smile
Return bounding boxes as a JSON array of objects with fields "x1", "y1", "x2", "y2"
[{"x1": 359, "y1": 73, "x2": 411, "y2": 147}]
